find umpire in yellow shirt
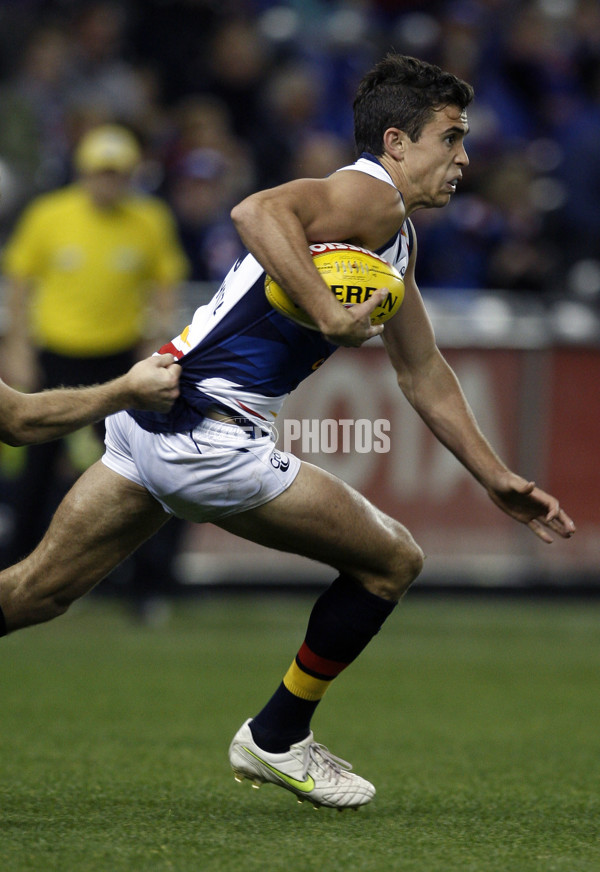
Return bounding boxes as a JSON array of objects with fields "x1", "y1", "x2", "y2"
[{"x1": 2, "y1": 124, "x2": 189, "y2": 570}]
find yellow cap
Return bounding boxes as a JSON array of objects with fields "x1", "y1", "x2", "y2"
[{"x1": 74, "y1": 125, "x2": 142, "y2": 174}]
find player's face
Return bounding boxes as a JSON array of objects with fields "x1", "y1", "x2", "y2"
[{"x1": 401, "y1": 104, "x2": 469, "y2": 209}]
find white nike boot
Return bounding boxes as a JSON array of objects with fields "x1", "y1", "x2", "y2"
[{"x1": 228, "y1": 719, "x2": 375, "y2": 810}]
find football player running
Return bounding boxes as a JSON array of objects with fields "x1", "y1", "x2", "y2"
[{"x1": 0, "y1": 54, "x2": 575, "y2": 811}]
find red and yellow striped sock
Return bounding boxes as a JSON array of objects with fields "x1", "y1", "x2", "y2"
[
  {"x1": 249, "y1": 575, "x2": 396, "y2": 752},
  {"x1": 283, "y1": 642, "x2": 348, "y2": 702}
]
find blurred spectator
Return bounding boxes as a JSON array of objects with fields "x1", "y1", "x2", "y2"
[
  {"x1": 162, "y1": 94, "x2": 254, "y2": 280},
  {"x1": 253, "y1": 61, "x2": 327, "y2": 185},
  {"x1": 482, "y1": 154, "x2": 561, "y2": 294},
  {"x1": 167, "y1": 147, "x2": 246, "y2": 281},
  {"x1": 205, "y1": 16, "x2": 272, "y2": 137},
  {"x1": 0, "y1": 26, "x2": 74, "y2": 216},
  {"x1": 554, "y1": 4, "x2": 600, "y2": 295},
  {"x1": 203, "y1": 17, "x2": 278, "y2": 185},
  {"x1": 0, "y1": 123, "x2": 189, "y2": 617},
  {"x1": 166, "y1": 94, "x2": 255, "y2": 195},
  {"x1": 289, "y1": 130, "x2": 354, "y2": 180},
  {"x1": 414, "y1": 151, "x2": 561, "y2": 295},
  {"x1": 66, "y1": 2, "x2": 150, "y2": 127}
]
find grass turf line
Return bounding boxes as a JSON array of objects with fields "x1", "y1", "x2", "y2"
[{"x1": 2, "y1": 595, "x2": 599, "y2": 872}]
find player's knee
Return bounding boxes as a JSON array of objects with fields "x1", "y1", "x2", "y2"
[
  {"x1": 404, "y1": 536, "x2": 425, "y2": 581},
  {"x1": 391, "y1": 533, "x2": 424, "y2": 594},
  {"x1": 364, "y1": 523, "x2": 424, "y2": 601}
]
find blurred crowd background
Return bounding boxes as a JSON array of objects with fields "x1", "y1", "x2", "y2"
[{"x1": 0, "y1": 0, "x2": 598, "y2": 301}]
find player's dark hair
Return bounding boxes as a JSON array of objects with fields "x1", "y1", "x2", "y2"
[{"x1": 353, "y1": 53, "x2": 474, "y2": 155}]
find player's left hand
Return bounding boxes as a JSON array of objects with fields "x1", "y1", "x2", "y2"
[{"x1": 486, "y1": 474, "x2": 576, "y2": 543}]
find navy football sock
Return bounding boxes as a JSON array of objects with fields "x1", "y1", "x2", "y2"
[
  {"x1": 250, "y1": 575, "x2": 396, "y2": 752},
  {"x1": 0, "y1": 605, "x2": 7, "y2": 637}
]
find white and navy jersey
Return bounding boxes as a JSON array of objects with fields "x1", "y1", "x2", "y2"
[{"x1": 131, "y1": 154, "x2": 413, "y2": 434}]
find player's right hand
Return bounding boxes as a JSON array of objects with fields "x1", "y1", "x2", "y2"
[
  {"x1": 127, "y1": 353, "x2": 182, "y2": 412},
  {"x1": 319, "y1": 288, "x2": 389, "y2": 347}
]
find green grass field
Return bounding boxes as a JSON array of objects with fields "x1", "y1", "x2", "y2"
[{"x1": 2, "y1": 592, "x2": 599, "y2": 872}]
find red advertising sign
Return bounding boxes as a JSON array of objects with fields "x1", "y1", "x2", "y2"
[{"x1": 180, "y1": 344, "x2": 596, "y2": 586}]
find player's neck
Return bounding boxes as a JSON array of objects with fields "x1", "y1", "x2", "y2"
[{"x1": 376, "y1": 154, "x2": 414, "y2": 214}]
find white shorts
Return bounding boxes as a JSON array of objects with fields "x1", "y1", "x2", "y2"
[{"x1": 102, "y1": 411, "x2": 301, "y2": 523}]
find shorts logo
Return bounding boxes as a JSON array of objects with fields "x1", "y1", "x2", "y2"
[{"x1": 270, "y1": 450, "x2": 290, "y2": 472}]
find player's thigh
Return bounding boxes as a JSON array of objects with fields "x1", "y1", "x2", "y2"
[
  {"x1": 24, "y1": 460, "x2": 169, "y2": 602},
  {"x1": 216, "y1": 460, "x2": 419, "y2": 583}
]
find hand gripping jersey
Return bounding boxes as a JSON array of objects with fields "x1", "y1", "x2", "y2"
[{"x1": 130, "y1": 154, "x2": 413, "y2": 434}]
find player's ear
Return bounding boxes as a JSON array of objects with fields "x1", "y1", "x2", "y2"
[{"x1": 383, "y1": 127, "x2": 407, "y2": 159}]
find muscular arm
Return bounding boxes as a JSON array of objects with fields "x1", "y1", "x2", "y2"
[
  {"x1": 0, "y1": 354, "x2": 181, "y2": 447},
  {"x1": 231, "y1": 173, "x2": 404, "y2": 347},
  {"x1": 383, "y1": 234, "x2": 575, "y2": 543},
  {"x1": 384, "y1": 252, "x2": 506, "y2": 484}
]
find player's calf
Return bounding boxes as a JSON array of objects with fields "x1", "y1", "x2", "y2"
[{"x1": 0, "y1": 557, "x2": 71, "y2": 632}]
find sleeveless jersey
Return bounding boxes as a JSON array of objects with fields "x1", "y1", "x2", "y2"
[{"x1": 131, "y1": 154, "x2": 413, "y2": 434}]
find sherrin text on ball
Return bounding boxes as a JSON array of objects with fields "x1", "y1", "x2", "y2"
[{"x1": 265, "y1": 242, "x2": 405, "y2": 330}]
